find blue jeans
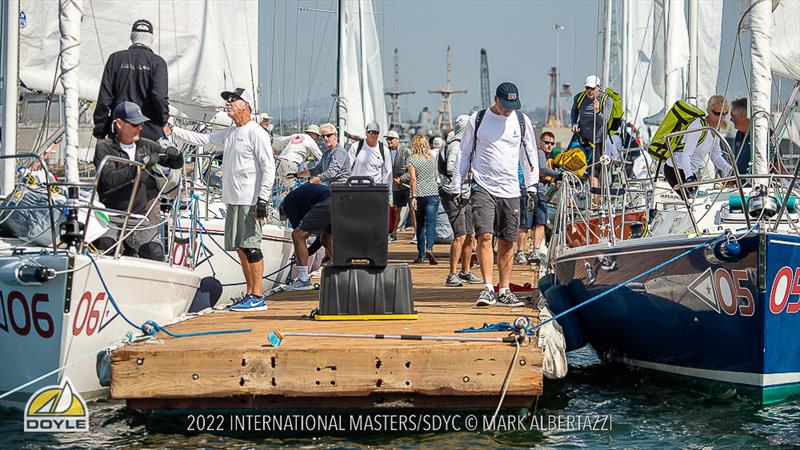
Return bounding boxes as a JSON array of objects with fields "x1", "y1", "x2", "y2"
[{"x1": 414, "y1": 195, "x2": 440, "y2": 258}]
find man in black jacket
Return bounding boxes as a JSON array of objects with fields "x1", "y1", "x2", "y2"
[
  {"x1": 92, "y1": 102, "x2": 182, "y2": 261},
  {"x1": 93, "y1": 19, "x2": 169, "y2": 142}
]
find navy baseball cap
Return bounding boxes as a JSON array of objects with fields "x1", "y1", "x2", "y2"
[
  {"x1": 496, "y1": 82, "x2": 521, "y2": 110},
  {"x1": 131, "y1": 19, "x2": 153, "y2": 34},
  {"x1": 112, "y1": 101, "x2": 150, "y2": 125}
]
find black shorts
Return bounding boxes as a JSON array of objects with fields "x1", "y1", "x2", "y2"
[
  {"x1": 443, "y1": 194, "x2": 474, "y2": 237},
  {"x1": 470, "y1": 184, "x2": 519, "y2": 242},
  {"x1": 299, "y1": 198, "x2": 332, "y2": 234},
  {"x1": 392, "y1": 189, "x2": 410, "y2": 208}
]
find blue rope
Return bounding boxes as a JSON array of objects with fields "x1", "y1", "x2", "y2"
[
  {"x1": 530, "y1": 232, "x2": 727, "y2": 333},
  {"x1": 85, "y1": 252, "x2": 251, "y2": 338},
  {"x1": 455, "y1": 321, "x2": 535, "y2": 335}
]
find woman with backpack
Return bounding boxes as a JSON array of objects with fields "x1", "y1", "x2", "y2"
[{"x1": 402, "y1": 134, "x2": 441, "y2": 264}]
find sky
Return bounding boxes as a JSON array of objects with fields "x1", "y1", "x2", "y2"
[{"x1": 264, "y1": 0, "x2": 763, "y2": 124}]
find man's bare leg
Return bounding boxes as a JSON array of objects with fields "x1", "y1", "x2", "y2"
[
  {"x1": 449, "y1": 235, "x2": 466, "y2": 275},
  {"x1": 236, "y1": 248, "x2": 254, "y2": 295},
  {"x1": 496, "y1": 239, "x2": 515, "y2": 289},
  {"x1": 476, "y1": 232, "x2": 494, "y2": 287}
]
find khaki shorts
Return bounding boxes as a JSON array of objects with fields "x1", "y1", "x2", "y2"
[{"x1": 224, "y1": 204, "x2": 262, "y2": 251}]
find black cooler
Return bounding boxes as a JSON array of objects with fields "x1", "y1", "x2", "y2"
[{"x1": 319, "y1": 176, "x2": 415, "y2": 320}]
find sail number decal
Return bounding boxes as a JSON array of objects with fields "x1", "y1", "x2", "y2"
[
  {"x1": 0, "y1": 291, "x2": 54, "y2": 338},
  {"x1": 769, "y1": 266, "x2": 800, "y2": 314},
  {"x1": 73, "y1": 291, "x2": 118, "y2": 336},
  {"x1": 688, "y1": 268, "x2": 754, "y2": 316}
]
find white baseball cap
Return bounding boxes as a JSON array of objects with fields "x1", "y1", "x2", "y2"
[
  {"x1": 386, "y1": 130, "x2": 400, "y2": 139},
  {"x1": 304, "y1": 124, "x2": 321, "y2": 135},
  {"x1": 220, "y1": 88, "x2": 255, "y2": 108},
  {"x1": 584, "y1": 75, "x2": 601, "y2": 89}
]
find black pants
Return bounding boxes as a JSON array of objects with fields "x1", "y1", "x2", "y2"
[{"x1": 663, "y1": 164, "x2": 695, "y2": 199}]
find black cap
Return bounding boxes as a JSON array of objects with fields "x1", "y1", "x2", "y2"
[
  {"x1": 131, "y1": 19, "x2": 153, "y2": 34},
  {"x1": 112, "y1": 102, "x2": 150, "y2": 125},
  {"x1": 495, "y1": 82, "x2": 521, "y2": 110}
]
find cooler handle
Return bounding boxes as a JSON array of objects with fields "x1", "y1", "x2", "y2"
[{"x1": 346, "y1": 176, "x2": 375, "y2": 186}]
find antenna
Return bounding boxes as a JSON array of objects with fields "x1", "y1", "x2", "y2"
[{"x1": 428, "y1": 46, "x2": 467, "y2": 134}]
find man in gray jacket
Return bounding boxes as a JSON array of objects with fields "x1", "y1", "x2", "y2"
[
  {"x1": 297, "y1": 122, "x2": 350, "y2": 185},
  {"x1": 440, "y1": 114, "x2": 482, "y2": 287},
  {"x1": 388, "y1": 130, "x2": 409, "y2": 241}
]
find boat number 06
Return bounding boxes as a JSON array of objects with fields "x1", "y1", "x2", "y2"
[
  {"x1": 769, "y1": 266, "x2": 800, "y2": 314},
  {"x1": 0, "y1": 291, "x2": 54, "y2": 338},
  {"x1": 72, "y1": 291, "x2": 107, "y2": 336}
]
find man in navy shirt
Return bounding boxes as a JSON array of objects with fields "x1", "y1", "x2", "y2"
[
  {"x1": 730, "y1": 98, "x2": 751, "y2": 177},
  {"x1": 279, "y1": 183, "x2": 331, "y2": 290}
]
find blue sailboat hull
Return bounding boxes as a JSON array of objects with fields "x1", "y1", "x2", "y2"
[{"x1": 548, "y1": 232, "x2": 800, "y2": 403}]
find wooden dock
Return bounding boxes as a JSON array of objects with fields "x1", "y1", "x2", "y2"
[{"x1": 111, "y1": 233, "x2": 543, "y2": 412}]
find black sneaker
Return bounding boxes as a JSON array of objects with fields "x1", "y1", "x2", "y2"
[
  {"x1": 445, "y1": 273, "x2": 464, "y2": 287},
  {"x1": 458, "y1": 271, "x2": 483, "y2": 284},
  {"x1": 475, "y1": 288, "x2": 496, "y2": 307},
  {"x1": 497, "y1": 290, "x2": 524, "y2": 307}
]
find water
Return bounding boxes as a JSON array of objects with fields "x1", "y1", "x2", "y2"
[{"x1": 3, "y1": 348, "x2": 799, "y2": 448}]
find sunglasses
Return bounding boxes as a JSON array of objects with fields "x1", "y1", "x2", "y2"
[
  {"x1": 542, "y1": 141, "x2": 555, "y2": 146},
  {"x1": 226, "y1": 95, "x2": 242, "y2": 103},
  {"x1": 709, "y1": 110, "x2": 722, "y2": 116},
  {"x1": 366, "y1": 131, "x2": 379, "y2": 135},
  {"x1": 322, "y1": 133, "x2": 337, "y2": 138}
]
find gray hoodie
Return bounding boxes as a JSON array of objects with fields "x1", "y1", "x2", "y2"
[{"x1": 439, "y1": 114, "x2": 470, "y2": 195}]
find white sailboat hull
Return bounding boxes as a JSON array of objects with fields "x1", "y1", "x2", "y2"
[{"x1": 0, "y1": 253, "x2": 200, "y2": 410}]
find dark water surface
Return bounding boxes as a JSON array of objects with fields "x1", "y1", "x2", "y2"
[{"x1": 3, "y1": 348, "x2": 799, "y2": 449}]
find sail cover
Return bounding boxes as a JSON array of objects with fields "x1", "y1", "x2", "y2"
[
  {"x1": 338, "y1": 0, "x2": 388, "y2": 137},
  {"x1": 18, "y1": 0, "x2": 259, "y2": 121}
]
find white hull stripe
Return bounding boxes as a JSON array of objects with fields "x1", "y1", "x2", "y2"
[
  {"x1": 770, "y1": 239, "x2": 800, "y2": 247},
  {"x1": 618, "y1": 357, "x2": 800, "y2": 387}
]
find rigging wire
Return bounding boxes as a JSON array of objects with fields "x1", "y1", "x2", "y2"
[
  {"x1": 293, "y1": 0, "x2": 300, "y2": 128},
  {"x1": 304, "y1": 0, "x2": 320, "y2": 115},
  {"x1": 242, "y1": 0, "x2": 257, "y2": 112}
]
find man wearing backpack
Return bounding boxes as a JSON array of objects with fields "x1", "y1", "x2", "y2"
[
  {"x1": 348, "y1": 121, "x2": 393, "y2": 189},
  {"x1": 449, "y1": 83, "x2": 539, "y2": 307},
  {"x1": 570, "y1": 75, "x2": 613, "y2": 190},
  {"x1": 439, "y1": 114, "x2": 482, "y2": 287}
]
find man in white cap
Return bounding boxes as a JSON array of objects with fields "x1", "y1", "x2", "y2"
[
  {"x1": 386, "y1": 129, "x2": 408, "y2": 241},
  {"x1": 272, "y1": 124, "x2": 323, "y2": 193},
  {"x1": 570, "y1": 75, "x2": 612, "y2": 188},
  {"x1": 93, "y1": 19, "x2": 169, "y2": 142},
  {"x1": 257, "y1": 112, "x2": 273, "y2": 137},
  {"x1": 348, "y1": 121, "x2": 393, "y2": 189},
  {"x1": 165, "y1": 87, "x2": 275, "y2": 312}
]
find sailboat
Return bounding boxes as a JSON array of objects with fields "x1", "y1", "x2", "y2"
[
  {"x1": 0, "y1": 0, "x2": 202, "y2": 410},
  {"x1": 544, "y1": 0, "x2": 800, "y2": 403}
]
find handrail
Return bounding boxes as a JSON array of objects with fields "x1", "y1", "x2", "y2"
[
  {"x1": 663, "y1": 126, "x2": 752, "y2": 232},
  {"x1": 82, "y1": 155, "x2": 144, "y2": 258}
]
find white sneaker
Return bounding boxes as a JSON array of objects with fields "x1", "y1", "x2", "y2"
[
  {"x1": 284, "y1": 279, "x2": 315, "y2": 291},
  {"x1": 475, "y1": 288, "x2": 496, "y2": 307}
]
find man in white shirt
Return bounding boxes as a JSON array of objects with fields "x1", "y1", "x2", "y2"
[
  {"x1": 272, "y1": 124, "x2": 323, "y2": 193},
  {"x1": 450, "y1": 82, "x2": 539, "y2": 307},
  {"x1": 165, "y1": 87, "x2": 275, "y2": 312},
  {"x1": 348, "y1": 121, "x2": 393, "y2": 189},
  {"x1": 664, "y1": 95, "x2": 732, "y2": 196}
]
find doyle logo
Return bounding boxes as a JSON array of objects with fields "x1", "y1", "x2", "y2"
[{"x1": 24, "y1": 378, "x2": 89, "y2": 432}]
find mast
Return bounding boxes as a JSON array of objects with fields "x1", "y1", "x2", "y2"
[
  {"x1": 59, "y1": 0, "x2": 81, "y2": 183},
  {"x1": 336, "y1": 0, "x2": 343, "y2": 139},
  {"x1": 257, "y1": 0, "x2": 268, "y2": 113},
  {"x1": 601, "y1": 0, "x2": 612, "y2": 90},
  {"x1": 749, "y1": 0, "x2": 771, "y2": 176},
  {"x1": 2, "y1": 0, "x2": 19, "y2": 194},
  {"x1": 687, "y1": 0, "x2": 698, "y2": 105}
]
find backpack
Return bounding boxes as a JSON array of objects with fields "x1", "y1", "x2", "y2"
[
  {"x1": 553, "y1": 147, "x2": 588, "y2": 177},
  {"x1": 647, "y1": 101, "x2": 708, "y2": 162},
  {"x1": 438, "y1": 138, "x2": 460, "y2": 177},
  {"x1": 351, "y1": 139, "x2": 386, "y2": 169},
  {"x1": 576, "y1": 89, "x2": 623, "y2": 135},
  {"x1": 466, "y1": 109, "x2": 534, "y2": 177}
]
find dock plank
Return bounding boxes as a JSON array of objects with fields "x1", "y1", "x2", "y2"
[{"x1": 111, "y1": 233, "x2": 545, "y2": 411}]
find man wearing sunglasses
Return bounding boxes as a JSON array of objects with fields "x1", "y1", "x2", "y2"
[
  {"x1": 165, "y1": 87, "x2": 275, "y2": 312},
  {"x1": 296, "y1": 122, "x2": 351, "y2": 185},
  {"x1": 664, "y1": 95, "x2": 732, "y2": 195},
  {"x1": 348, "y1": 121, "x2": 393, "y2": 189}
]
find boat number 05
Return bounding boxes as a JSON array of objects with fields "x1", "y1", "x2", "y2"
[
  {"x1": 72, "y1": 291, "x2": 107, "y2": 336},
  {"x1": 0, "y1": 290, "x2": 54, "y2": 338},
  {"x1": 769, "y1": 266, "x2": 800, "y2": 314}
]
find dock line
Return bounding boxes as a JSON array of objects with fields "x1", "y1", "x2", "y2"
[{"x1": 85, "y1": 252, "x2": 252, "y2": 338}]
